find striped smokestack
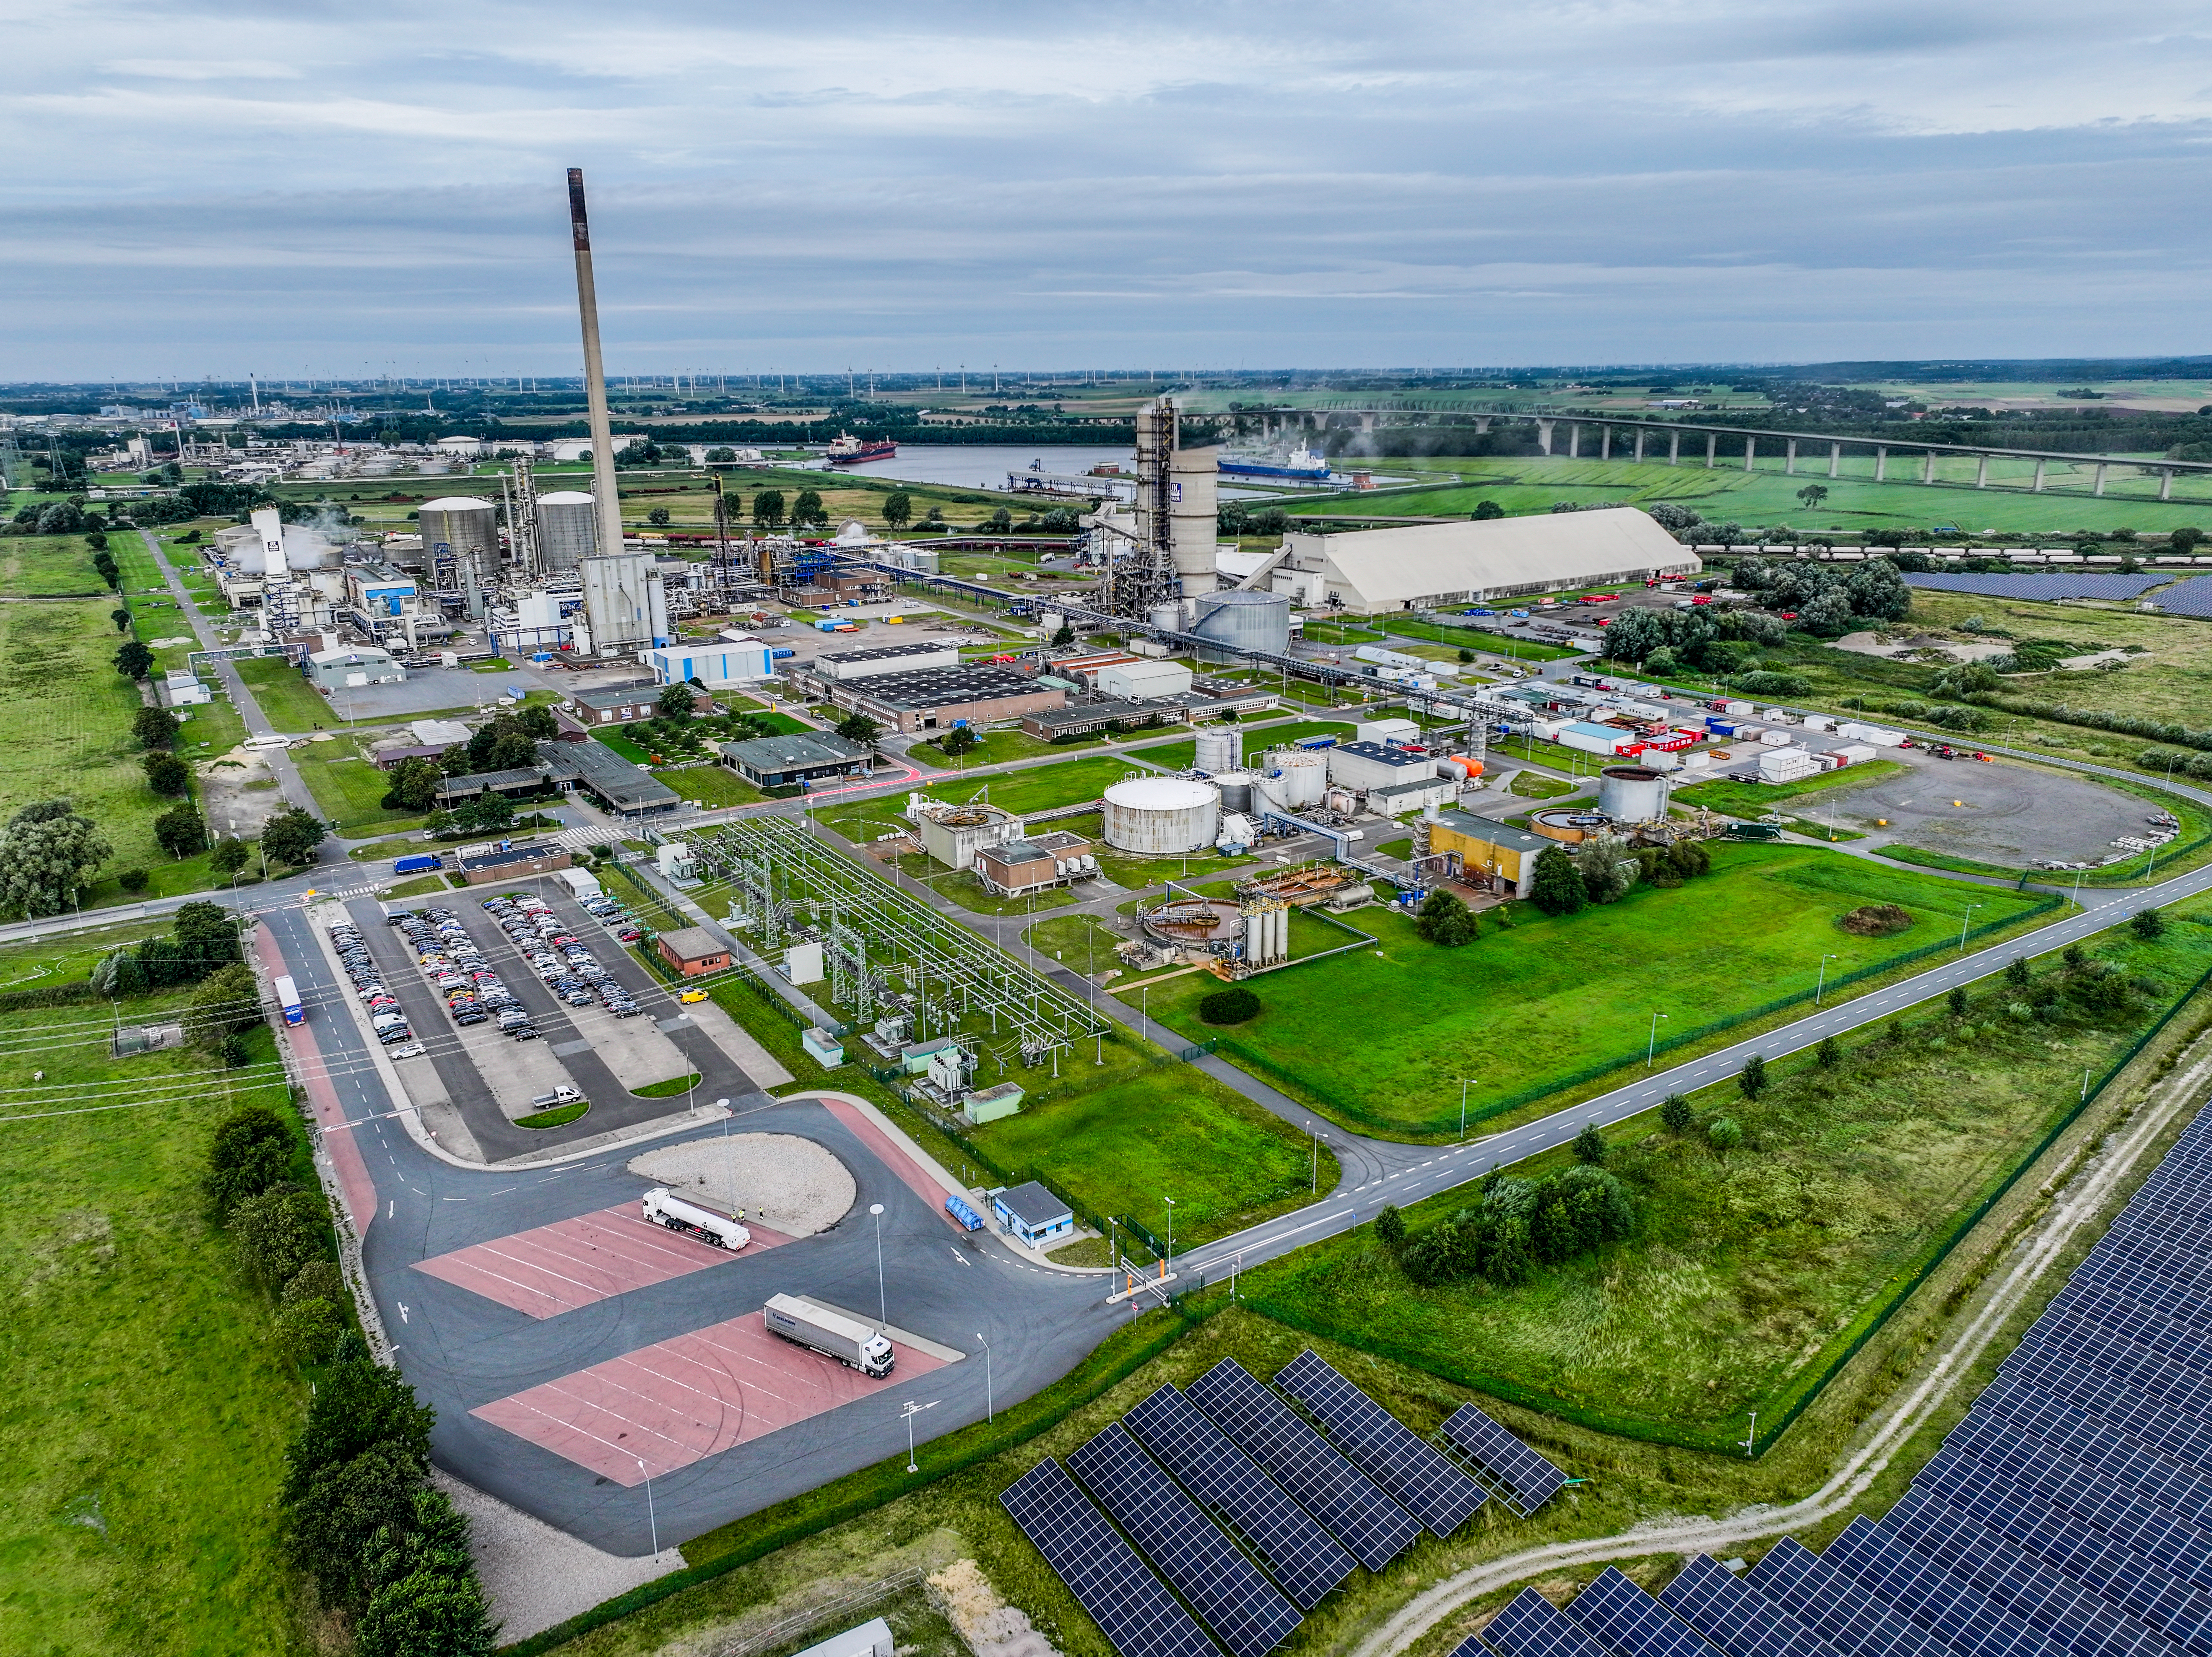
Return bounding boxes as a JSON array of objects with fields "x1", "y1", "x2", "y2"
[{"x1": 567, "y1": 167, "x2": 626, "y2": 564}]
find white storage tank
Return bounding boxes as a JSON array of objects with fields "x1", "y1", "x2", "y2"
[
  {"x1": 1597, "y1": 764, "x2": 1671, "y2": 823},
  {"x1": 1191, "y1": 590, "x2": 1292, "y2": 660},
  {"x1": 1251, "y1": 769, "x2": 1290, "y2": 816},
  {"x1": 1102, "y1": 776, "x2": 1219, "y2": 854},
  {"x1": 537, "y1": 491, "x2": 598, "y2": 573},
  {"x1": 1193, "y1": 727, "x2": 1240, "y2": 775},
  {"x1": 1271, "y1": 748, "x2": 1329, "y2": 807}
]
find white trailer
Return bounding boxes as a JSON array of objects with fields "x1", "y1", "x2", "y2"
[
  {"x1": 641, "y1": 1186, "x2": 752, "y2": 1251},
  {"x1": 763, "y1": 1293, "x2": 894, "y2": 1378}
]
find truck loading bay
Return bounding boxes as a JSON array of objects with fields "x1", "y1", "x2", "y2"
[{"x1": 263, "y1": 888, "x2": 1122, "y2": 1553}]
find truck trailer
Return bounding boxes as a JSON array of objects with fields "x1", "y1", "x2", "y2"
[
  {"x1": 641, "y1": 1186, "x2": 752, "y2": 1252},
  {"x1": 762, "y1": 1293, "x2": 894, "y2": 1377}
]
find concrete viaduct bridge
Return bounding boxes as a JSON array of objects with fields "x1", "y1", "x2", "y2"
[{"x1": 1228, "y1": 403, "x2": 2212, "y2": 501}]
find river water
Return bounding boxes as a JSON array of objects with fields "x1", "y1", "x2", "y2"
[{"x1": 829, "y1": 443, "x2": 1136, "y2": 490}]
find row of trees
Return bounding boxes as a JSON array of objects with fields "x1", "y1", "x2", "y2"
[
  {"x1": 1378, "y1": 1161, "x2": 1637, "y2": 1288},
  {"x1": 1527, "y1": 834, "x2": 1711, "y2": 918},
  {"x1": 205, "y1": 1107, "x2": 496, "y2": 1653}
]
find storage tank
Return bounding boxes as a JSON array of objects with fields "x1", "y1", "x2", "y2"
[
  {"x1": 537, "y1": 491, "x2": 598, "y2": 573},
  {"x1": 1193, "y1": 727, "x2": 1240, "y2": 775},
  {"x1": 417, "y1": 496, "x2": 498, "y2": 613},
  {"x1": 1211, "y1": 771, "x2": 1253, "y2": 813},
  {"x1": 1597, "y1": 764, "x2": 1671, "y2": 823},
  {"x1": 1191, "y1": 590, "x2": 1291, "y2": 660},
  {"x1": 1102, "y1": 776, "x2": 1219, "y2": 854},
  {"x1": 1169, "y1": 446, "x2": 1219, "y2": 597},
  {"x1": 1271, "y1": 748, "x2": 1328, "y2": 807},
  {"x1": 1251, "y1": 769, "x2": 1290, "y2": 816}
]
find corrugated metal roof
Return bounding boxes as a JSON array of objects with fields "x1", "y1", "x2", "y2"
[{"x1": 1293, "y1": 507, "x2": 1695, "y2": 606}]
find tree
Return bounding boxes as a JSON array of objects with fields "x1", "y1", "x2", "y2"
[
  {"x1": 1602, "y1": 608, "x2": 1665, "y2": 663},
  {"x1": 1708, "y1": 1117, "x2": 1744, "y2": 1153},
  {"x1": 1816, "y1": 1035, "x2": 1841, "y2": 1068},
  {"x1": 751, "y1": 490, "x2": 785, "y2": 530},
  {"x1": 275, "y1": 1273, "x2": 347, "y2": 1366},
  {"x1": 835, "y1": 713, "x2": 882, "y2": 747},
  {"x1": 288, "y1": 1440, "x2": 424, "y2": 1607},
  {"x1": 1413, "y1": 888, "x2": 1479, "y2": 946},
  {"x1": 1575, "y1": 832, "x2": 1637, "y2": 904},
  {"x1": 882, "y1": 491, "x2": 912, "y2": 530},
  {"x1": 1737, "y1": 1054, "x2": 1767, "y2": 1099},
  {"x1": 2004, "y1": 956, "x2": 2031, "y2": 989},
  {"x1": 154, "y1": 801, "x2": 208, "y2": 858},
  {"x1": 231, "y1": 1186, "x2": 328, "y2": 1291},
  {"x1": 1798, "y1": 589, "x2": 1854, "y2": 636},
  {"x1": 514, "y1": 703, "x2": 558, "y2": 740},
  {"x1": 189, "y1": 962, "x2": 263, "y2": 1048},
  {"x1": 114, "y1": 638, "x2": 154, "y2": 679},
  {"x1": 0, "y1": 799, "x2": 111, "y2": 917},
  {"x1": 356, "y1": 1569, "x2": 498, "y2": 1657},
  {"x1": 450, "y1": 793, "x2": 515, "y2": 834},
  {"x1": 207, "y1": 1104, "x2": 296, "y2": 1215},
  {"x1": 1573, "y1": 1122, "x2": 1607, "y2": 1165},
  {"x1": 173, "y1": 900, "x2": 242, "y2": 972},
  {"x1": 1796, "y1": 484, "x2": 1830, "y2": 511},
  {"x1": 1660, "y1": 1094, "x2": 1693, "y2": 1134},
  {"x1": 792, "y1": 489, "x2": 829, "y2": 530},
  {"x1": 141, "y1": 750, "x2": 192, "y2": 797},
  {"x1": 110, "y1": 605, "x2": 131, "y2": 632},
  {"x1": 2132, "y1": 906, "x2": 2168, "y2": 940},
  {"x1": 133, "y1": 706, "x2": 179, "y2": 750},
  {"x1": 1375, "y1": 1204, "x2": 1406, "y2": 1253},
  {"x1": 1947, "y1": 984, "x2": 1969, "y2": 1018},
  {"x1": 1457, "y1": 647, "x2": 1475, "y2": 664},
  {"x1": 1053, "y1": 623, "x2": 1077, "y2": 647},
  {"x1": 938, "y1": 725, "x2": 979, "y2": 757},
  {"x1": 259, "y1": 805, "x2": 328, "y2": 870},
  {"x1": 381, "y1": 756, "x2": 443, "y2": 814},
  {"x1": 646, "y1": 506, "x2": 671, "y2": 528},
  {"x1": 704, "y1": 446, "x2": 736, "y2": 463},
  {"x1": 655, "y1": 683, "x2": 698, "y2": 721},
  {"x1": 1472, "y1": 500, "x2": 1504, "y2": 521},
  {"x1": 1529, "y1": 845, "x2": 1586, "y2": 916},
  {"x1": 285, "y1": 1347, "x2": 435, "y2": 1504}
]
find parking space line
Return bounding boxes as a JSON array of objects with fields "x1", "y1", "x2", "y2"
[{"x1": 414, "y1": 1205, "x2": 795, "y2": 1318}]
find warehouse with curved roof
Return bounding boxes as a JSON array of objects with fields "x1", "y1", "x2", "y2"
[{"x1": 1245, "y1": 506, "x2": 1699, "y2": 613}]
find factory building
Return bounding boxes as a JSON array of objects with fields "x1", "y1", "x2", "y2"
[
  {"x1": 536, "y1": 739, "x2": 681, "y2": 816},
  {"x1": 1326, "y1": 740, "x2": 1435, "y2": 794},
  {"x1": 1096, "y1": 658, "x2": 1193, "y2": 699},
  {"x1": 1244, "y1": 507, "x2": 1697, "y2": 613},
  {"x1": 488, "y1": 590, "x2": 583, "y2": 657},
  {"x1": 341, "y1": 564, "x2": 426, "y2": 645},
  {"x1": 813, "y1": 642, "x2": 962, "y2": 682},
  {"x1": 645, "y1": 640, "x2": 775, "y2": 689},
  {"x1": 579, "y1": 551, "x2": 669, "y2": 656},
  {"x1": 911, "y1": 799, "x2": 1023, "y2": 869},
  {"x1": 1424, "y1": 810, "x2": 1549, "y2": 899},
  {"x1": 306, "y1": 646, "x2": 405, "y2": 689},
  {"x1": 974, "y1": 831, "x2": 1094, "y2": 898},
  {"x1": 1019, "y1": 687, "x2": 1275, "y2": 740},
  {"x1": 834, "y1": 664, "x2": 1064, "y2": 735},
  {"x1": 567, "y1": 684, "x2": 675, "y2": 725},
  {"x1": 719, "y1": 731, "x2": 871, "y2": 789}
]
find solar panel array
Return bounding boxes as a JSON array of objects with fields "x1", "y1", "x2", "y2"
[
  {"x1": 2148, "y1": 574, "x2": 2212, "y2": 617},
  {"x1": 1273, "y1": 1351, "x2": 1488, "y2": 1536},
  {"x1": 1123, "y1": 1385, "x2": 1357, "y2": 1611},
  {"x1": 1470, "y1": 1095, "x2": 2212, "y2": 1657},
  {"x1": 1901, "y1": 572, "x2": 2172, "y2": 601},
  {"x1": 1440, "y1": 1401, "x2": 1569, "y2": 1515},
  {"x1": 998, "y1": 1460, "x2": 1216, "y2": 1657},
  {"x1": 1067, "y1": 1424, "x2": 1302, "y2": 1657},
  {"x1": 1186, "y1": 1358, "x2": 1422, "y2": 1571}
]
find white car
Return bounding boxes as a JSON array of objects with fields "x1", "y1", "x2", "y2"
[{"x1": 387, "y1": 1042, "x2": 427, "y2": 1059}]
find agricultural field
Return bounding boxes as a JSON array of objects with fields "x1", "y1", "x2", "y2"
[
  {"x1": 1245, "y1": 905, "x2": 2212, "y2": 1449},
  {"x1": 1144, "y1": 842, "x2": 2049, "y2": 1137},
  {"x1": 0, "y1": 967, "x2": 316, "y2": 1655}
]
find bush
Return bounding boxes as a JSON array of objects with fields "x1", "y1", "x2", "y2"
[
  {"x1": 207, "y1": 1104, "x2": 296, "y2": 1215},
  {"x1": 1659, "y1": 1094, "x2": 1692, "y2": 1134},
  {"x1": 1375, "y1": 1204, "x2": 1406, "y2": 1252},
  {"x1": 2133, "y1": 906, "x2": 2168, "y2": 940},
  {"x1": 118, "y1": 868, "x2": 148, "y2": 893},
  {"x1": 231, "y1": 1186, "x2": 329, "y2": 1290},
  {"x1": 1573, "y1": 1122, "x2": 1607, "y2": 1165},
  {"x1": 1198, "y1": 986, "x2": 1261, "y2": 1025},
  {"x1": 1816, "y1": 1035, "x2": 1840, "y2": 1068},
  {"x1": 1708, "y1": 1117, "x2": 1744, "y2": 1151},
  {"x1": 1738, "y1": 1053, "x2": 1767, "y2": 1098},
  {"x1": 1840, "y1": 903, "x2": 1913, "y2": 936},
  {"x1": 1529, "y1": 844, "x2": 1586, "y2": 916},
  {"x1": 1412, "y1": 888, "x2": 1478, "y2": 946}
]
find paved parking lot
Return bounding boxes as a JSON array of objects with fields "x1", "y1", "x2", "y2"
[
  {"x1": 413, "y1": 1204, "x2": 795, "y2": 1320},
  {"x1": 471, "y1": 1306, "x2": 950, "y2": 1483}
]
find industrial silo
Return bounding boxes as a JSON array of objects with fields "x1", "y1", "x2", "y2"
[
  {"x1": 1102, "y1": 776, "x2": 1219, "y2": 854},
  {"x1": 1271, "y1": 747, "x2": 1329, "y2": 807},
  {"x1": 1193, "y1": 727, "x2": 1240, "y2": 775},
  {"x1": 1598, "y1": 765, "x2": 1671, "y2": 823},
  {"x1": 537, "y1": 491, "x2": 598, "y2": 573},
  {"x1": 1250, "y1": 769, "x2": 1290, "y2": 816},
  {"x1": 417, "y1": 496, "x2": 498, "y2": 616},
  {"x1": 1211, "y1": 771, "x2": 1253, "y2": 813},
  {"x1": 1192, "y1": 591, "x2": 1291, "y2": 660}
]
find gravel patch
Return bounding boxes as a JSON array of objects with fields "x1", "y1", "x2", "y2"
[
  {"x1": 431, "y1": 1468, "x2": 678, "y2": 1642},
  {"x1": 629, "y1": 1132, "x2": 857, "y2": 1235}
]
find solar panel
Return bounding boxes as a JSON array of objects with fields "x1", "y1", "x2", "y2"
[
  {"x1": 1901, "y1": 573, "x2": 2170, "y2": 601},
  {"x1": 1123, "y1": 1385, "x2": 1357, "y2": 1611},
  {"x1": 2150, "y1": 575, "x2": 2212, "y2": 618},
  {"x1": 1271, "y1": 1351, "x2": 1488, "y2": 1536},
  {"x1": 1968, "y1": 1376, "x2": 2212, "y2": 1544},
  {"x1": 1995, "y1": 1343, "x2": 2212, "y2": 1479},
  {"x1": 1440, "y1": 1402, "x2": 1569, "y2": 1516},
  {"x1": 1185, "y1": 1359, "x2": 1420, "y2": 1571},
  {"x1": 1876, "y1": 1488, "x2": 2178, "y2": 1657},
  {"x1": 1563, "y1": 1567, "x2": 1723, "y2": 1657},
  {"x1": 1482, "y1": 1587, "x2": 1614, "y2": 1657},
  {"x1": 1747, "y1": 1537, "x2": 1957, "y2": 1657},
  {"x1": 998, "y1": 1460, "x2": 1218, "y2": 1657},
  {"x1": 1658, "y1": 1554, "x2": 1840, "y2": 1657},
  {"x1": 1824, "y1": 1516, "x2": 2068, "y2": 1657},
  {"x1": 1067, "y1": 1425, "x2": 1302, "y2": 1657}
]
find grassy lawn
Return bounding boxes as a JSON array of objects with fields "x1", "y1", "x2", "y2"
[
  {"x1": 232, "y1": 657, "x2": 335, "y2": 732},
  {"x1": 291, "y1": 734, "x2": 417, "y2": 834},
  {"x1": 1507, "y1": 770, "x2": 1579, "y2": 799},
  {"x1": 922, "y1": 755, "x2": 1133, "y2": 816},
  {"x1": 0, "y1": 532, "x2": 111, "y2": 596},
  {"x1": 658, "y1": 765, "x2": 764, "y2": 809},
  {"x1": 1672, "y1": 759, "x2": 1907, "y2": 819},
  {"x1": 0, "y1": 997, "x2": 315, "y2": 1654},
  {"x1": 1022, "y1": 914, "x2": 1125, "y2": 974},
  {"x1": 1300, "y1": 620, "x2": 1387, "y2": 646},
  {"x1": 910, "y1": 729, "x2": 1085, "y2": 769},
  {"x1": 892, "y1": 854, "x2": 1079, "y2": 917},
  {"x1": 1244, "y1": 904, "x2": 2212, "y2": 1451},
  {"x1": 383, "y1": 873, "x2": 453, "y2": 899},
  {"x1": 1144, "y1": 842, "x2": 2050, "y2": 1136}
]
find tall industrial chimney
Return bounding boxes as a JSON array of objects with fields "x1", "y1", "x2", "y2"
[{"x1": 567, "y1": 168, "x2": 625, "y2": 565}]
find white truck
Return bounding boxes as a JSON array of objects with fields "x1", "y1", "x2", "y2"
[
  {"x1": 641, "y1": 1186, "x2": 751, "y2": 1252},
  {"x1": 530, "y1": 1086, "x2": 586, "y2": 1109},
  {"x1": 763, "y1": 1293, "x2": 894, "y2": 1378}
]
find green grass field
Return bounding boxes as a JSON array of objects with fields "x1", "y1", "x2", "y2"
[
  {"x1": 231, "y1": 657, "x2": 335, "y2": 732},
  {"x1": 892, "y1": 853, "x2": 1080, "y2": 917},
  {"x1": 0, "y1": 986, "x2": 315, "y2": 1654},
  {"x1": 1245, "y1": 905, "x2": 2212, "y2": 1449},
  {"x1": 1022, "y1": 914, "x2": 1124, "y2": 973},
  {"x1": 659, "y1": 765, "x2": 764, "y2": 809},
  {"x1": 1144, "y1": 842, "x2": 2048, "y2": 1136},
  {"x1": 922, "y1": 755, "x2": 1133, "y2": 816},
  {"x1": 291, "y1": 733, "x2": 418, "y2": 833},
  {"x1": 0, "y1": 532, "x2": 111, "y2": 597},
  {"x1": 1672, "y1": 759, "x2": 1907, "y2": 819},
  {"x1": 910, "y1": 729, "x2": 1087, "y2": 769}
]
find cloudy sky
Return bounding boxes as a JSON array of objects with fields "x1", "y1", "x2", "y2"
[{"x1": 6, "y1": 0, "x2": 2212, "y2": 378}]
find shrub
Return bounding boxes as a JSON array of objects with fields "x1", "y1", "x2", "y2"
[
  {"x1": 2133, "y1": 906, "x2": 2168, "y2": 940},
  {"x1": 1375, "y1": 1204, "x2": 1406, "y2": 1252},
  {"x1": 1198, "y1": 986, "x2": 1261, "y2": 1025},
  {"x1": 1573, "y1": 1122, "x2": 1607, "y2": 1165},
  {"x1": 1659, "y1": 1093, "x2": 1692, "y2": 1134},
  {"x1": 207, "y1": 1104, "x2": 295, "y2": 1215},
  {"x1": 231, "y1": 1186, "x2": 329, "y2": 1290},
  {"x1": 1738, "y1": 1053, "x2": 1767, "y2": 1098},
  {"x1": 1708, "y1": 1117, "x2": 1744, "y2": 1151},
  {"x1": 1816, "y1": 1035, "x2": 1840, "y2": 1068},
  {"x1": 117, "y1": 868, "x2": 148, "y2": 893},
  {"x1": 1412, "y1": 888, "x2": 1478, "y2": 946}
]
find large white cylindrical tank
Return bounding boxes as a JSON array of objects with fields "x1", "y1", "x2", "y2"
[
  {"x1": 418, "y1": 496, "x2": 498, "y2": 581},
  {"x1": 1193, "y1": 727, "x2": 1240, "y2": 775},
  {"x1": 1273, "y1": 748, "x2": 1328, "y2": 807},
  {"x1": 537, "y1": 491, "x2": 598, "y2": 573},
  {"x1": 1192, "y1": 590, "x2": 1291, "y2": 659},
  {"x1": 1251, "y1": 769, "x2": 1289, "y2": 816},
  {"x1": 1147, "y1": 601, "x2": 1186, "y2": 633},
  {"x1": 1170, "y1": 446, "x2": 1219, "y2": 596},
  {"x1": 1102, "y1": 776, "x2": 1219, "y2": 854},
  {"x1": 1598, "y1": 764, "x2": 1671, "y2": 823}
]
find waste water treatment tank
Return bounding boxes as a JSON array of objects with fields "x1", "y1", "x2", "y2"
[
  {"x1": 1191, "y1": 590, "x2": 1291, "y2": 659},
  {"x1": 536, "y1": 491, "x2": 598, "y2": 573},
  {"x1": 1211, "y1": 771, "x2": 1253, "y2": 813},
  {"x1": 1272, "y1": 747, "x2": 1328, "y2": 807},
  {"x1": 1193, "y1": 727, "x2": 1240, "y2": 775},
  {"x1": 1597, "y1": 764, "x2": 1671, "y2": 823},
  {"x1": 1102, "y1": 776, "x2": 1219, "y2": 854},
  {"x1": 1250, "y1": 769, "x2": 1290, "y2": 815}
]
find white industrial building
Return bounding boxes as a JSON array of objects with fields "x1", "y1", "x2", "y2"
[
  {"x1": 645, "y1": 640, "x2": 775, "y2": 689},
  {"x1": 814, "y1": 642, "x2": 960, "y2": 682},
  {"x1": 306, "y1": 645, "x2": 405, "y2": 688},
  {"x1": 1243, "y1": 507, "x2": 1699, "y2": 613},
  {"x1": 1096, "y1": 658, "x2": 1193, "y2": 699}
]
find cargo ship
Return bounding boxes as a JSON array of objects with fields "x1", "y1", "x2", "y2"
[
  {"x1": 1217, "y1": 444, "x2": 1331, "y2": 481},
  {"x1": 824, "y1": 433, "x2": 897, "y2": 466}
]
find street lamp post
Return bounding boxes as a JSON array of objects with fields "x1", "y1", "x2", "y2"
[
  {"x1": 900, "y1": 1399, "x2": 939, "y2": 1473},
  {"x1": 1164, "y1": 1195, "x2": 1175, "y2": 1264},
  {"x1": 636, "y1": 1458, "x2": 658, "y2": 1556},
  {"x1": 975, "y1": 1332, "x2": 993, "y2": 1422},
  {"x1": 1457, "y1": 1078, "x2": 1477, "y2": 1140},
  {"x1": 1814, "y1": 953, "x2": 1839, "y2": 1006},
  {"x1": 1958, "y1": 902, "x2": 1983, "y2": 951},
  {"x1": 869, "y1": 1202, "x2": 886, "y2": 1325},
  {"x1": 1646, "y1": 1009, "x2": 1669, "y2": 1067}
]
